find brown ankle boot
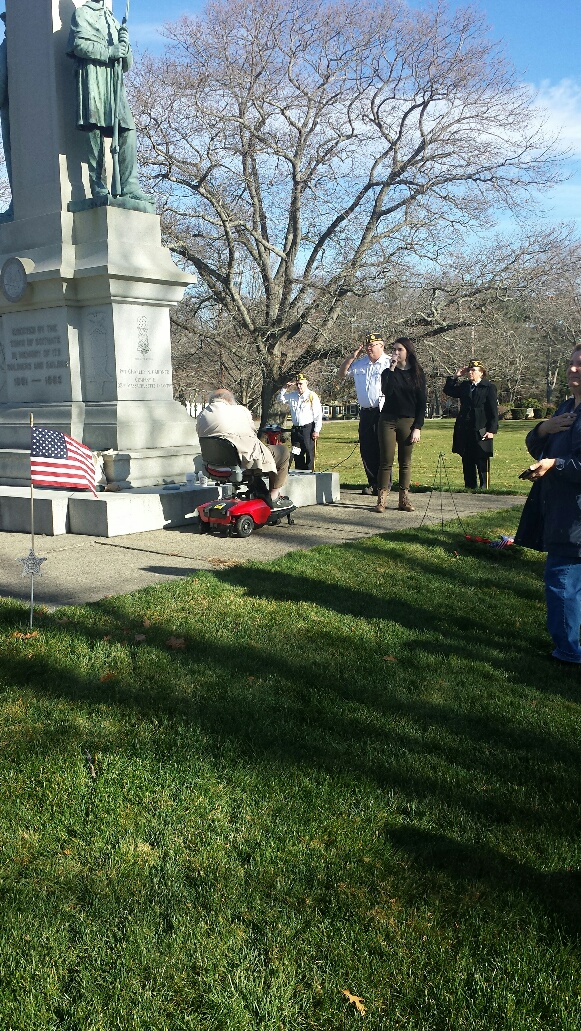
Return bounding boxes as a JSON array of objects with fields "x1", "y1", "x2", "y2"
[
  {"x1": 398, "y1": 489, "x2": 414, "y2": 512},
  {"x1": 375, "y1": 488, "x2": 388, "y2": 512}
]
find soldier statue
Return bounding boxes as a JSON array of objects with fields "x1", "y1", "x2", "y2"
[{"x1": 67, "y1": 0, "x2": 152, "y2": 205}]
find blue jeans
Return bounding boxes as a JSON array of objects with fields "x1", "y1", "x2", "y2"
[{"x1": 544, "y1": 555, "x2": 581, "y2": 663}]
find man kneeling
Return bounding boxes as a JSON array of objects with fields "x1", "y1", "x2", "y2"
[{"x1": 196, "y1": 389, "x2": 290, "y2": 506}]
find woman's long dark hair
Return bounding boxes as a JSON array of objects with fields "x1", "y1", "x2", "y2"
[{"x1": 393, "y1": 337, "x2": 425, "y2": 391}]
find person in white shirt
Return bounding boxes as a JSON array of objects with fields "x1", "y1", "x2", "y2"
[
  {"x1": 277, "y1": 373, "x2": 323, "y2": 470},
  {"x1": 338, "y1": 333, "x2": 391, "y2": 495}
]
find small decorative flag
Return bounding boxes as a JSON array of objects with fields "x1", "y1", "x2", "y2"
[
  {"x1": 489, "y1": 535, "x2": 514, "y2": 549},
  {"x1": 31, "y1": 427, "x2": 97, "y2": 497}
]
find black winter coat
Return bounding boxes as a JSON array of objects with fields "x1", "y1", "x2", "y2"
[
  {"x1": 519, "y1": 399, "x2": 581, "y2": 557},
  {"x1": 443, "y1": 377, "x2": 499, "y2": 457}
]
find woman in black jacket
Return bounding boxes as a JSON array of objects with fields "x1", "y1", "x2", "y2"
[
  {"x1": 376, "y1": 338, "x2": 426, "y2": 512},
  {"x1": 444, "y1": 361, "x2": 499, "y2": 488}
]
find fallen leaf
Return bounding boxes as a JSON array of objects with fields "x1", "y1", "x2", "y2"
[
  {"x1": 11, "y1": 631, "x2": 38, "y2": 640},
  {"x1": 342, "y1": 990, "x2": 366, "y2": 1015},
  {"x1": 134, "y1": 634, "x2": 147, "y2": 644},
  {"x1": 166, "y1": 636, "x2": 186, "y2": 650},
  {"x1": 143, "y1": 618, "x2": 152, "y2": 628},
  {"x1": 100, "y1": 672, "x2": 116, "y2": 682},
  {"x1": 102, "y1": 635, "x2": 111, "y2": 642},
  {"x1": 383, "y1": 655, "x2": 397, "y2": 662}
]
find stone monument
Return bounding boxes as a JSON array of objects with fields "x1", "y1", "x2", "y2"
[{"x1": 0, "y1": 0, "x2": 199, "y2": 495}]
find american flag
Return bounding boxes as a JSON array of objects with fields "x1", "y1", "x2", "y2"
[{"x1": 31, "y1": 427, "x2": 97, "y2": 497}]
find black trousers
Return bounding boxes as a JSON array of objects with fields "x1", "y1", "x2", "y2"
[
  {"x1": 462, "y1": 448, "x2": 490, "y2": 488},
  {"x1": 291, "y1": 423, "x2": 315, "y2": 470},
  {"x1": 358, "y1": 408, "x2": 381, "y2": 487}
]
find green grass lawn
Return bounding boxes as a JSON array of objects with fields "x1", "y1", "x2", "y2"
[
  {"x1": 316, "y1": 419, "x2": 533, "y2": 493},
  {"x1": 0, "y1": 510, "x2": 579, "y2": 1030}
]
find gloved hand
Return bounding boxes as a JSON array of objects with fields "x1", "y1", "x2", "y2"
[{"x1": 109, "y1": 38, "x2": 128, "y2": 60}]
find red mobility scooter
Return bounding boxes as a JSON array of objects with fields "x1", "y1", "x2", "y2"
[{"x1": 196, "y1": 436, "x2": 296, "y2": 538}]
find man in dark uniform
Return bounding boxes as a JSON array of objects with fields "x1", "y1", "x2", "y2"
[{"x1": 444, "y1": 360, "x2": 499, "y2": 488}]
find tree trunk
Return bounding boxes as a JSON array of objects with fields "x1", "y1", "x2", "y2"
[{"x1": 260, "y1": 375, "x2": 279, "y2": 431}]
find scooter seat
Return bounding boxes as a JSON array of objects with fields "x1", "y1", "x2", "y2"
[{"x1": 205, "y1": 463, "x2": 244, "y2": 480}]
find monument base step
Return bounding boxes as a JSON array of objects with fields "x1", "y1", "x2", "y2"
[
  {"x1": 286, "y1": 470, "x2": 340, "y2": 505},
  {"x1": 0, "y1": 472, "x2": 340, "y2": 537},
  {"x1": 0, "y1": 486, "x2": 71, "y2": 534},
  {"x1": 0, "y1": 445, "x2": 201, "y2": 489}
]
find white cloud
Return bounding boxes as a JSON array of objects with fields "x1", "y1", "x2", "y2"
[{"x1": 533, "y1": 78, "x2": 581, "y2": 156}]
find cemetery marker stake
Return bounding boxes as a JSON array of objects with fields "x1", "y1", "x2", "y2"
[{"x1": 17, "y1": 413, "x2": 47, "y2": 629}]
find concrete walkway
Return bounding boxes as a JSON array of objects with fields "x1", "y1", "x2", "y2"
[{"x1": 0, "y1": 489, "x2": 524, "y2": 608}]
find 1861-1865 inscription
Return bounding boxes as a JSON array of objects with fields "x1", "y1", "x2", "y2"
[{"x1": 6, "y1": 320, "x2": 70, "y2": 401}]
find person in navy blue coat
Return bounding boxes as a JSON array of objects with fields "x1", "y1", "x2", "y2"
[
  {"x1": 516, "y1": 346, "x2": 581, "y2": 664},
  {"x1": 444, "y1": 360, "x2": 499, "y2": 487}
]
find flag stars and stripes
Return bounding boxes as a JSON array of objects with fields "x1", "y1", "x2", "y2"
[{"x1": 30, "y1": 427, "x2": 97, "y2": 497}]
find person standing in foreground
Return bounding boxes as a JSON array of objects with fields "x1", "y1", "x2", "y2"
[
  {"x1": 516, "y1": 347, "x2": 581, "y2": 664},
  {"x1": 376, "y1": 338, "x2": 426, "y2": 513},
  {"x1": 196, "y1": 389, "x2": 290, "y2": 507},
  {"x1": 443, "y1": 361, "x2": 498, "y2": 488},
  {"x1": 338, "y1": 333, "x2": 391, "y2": 495},
  {"x1": 277, "y1": 374, "x2": 322, "y2": 471}
]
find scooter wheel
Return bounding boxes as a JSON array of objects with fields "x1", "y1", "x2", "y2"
[{"x1": 235, "y1": 514, "x2": 255, "y2": 538}]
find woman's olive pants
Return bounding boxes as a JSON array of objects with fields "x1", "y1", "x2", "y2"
[{"x1": 378, "y1": 417, "x2": 415, "y2": 491}]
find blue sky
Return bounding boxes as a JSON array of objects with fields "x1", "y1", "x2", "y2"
[{"x1": 126, "y1": 0, "x2": 581, "y2": 226}]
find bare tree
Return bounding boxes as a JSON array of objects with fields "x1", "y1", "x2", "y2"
[{"x1": 131, "y1": 0, "x2": 562, "y2": 421}]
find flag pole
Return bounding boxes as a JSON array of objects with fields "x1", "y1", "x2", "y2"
[
  {"x1": 111, "y1": 0, "x2": 131, "y2": 197},
  {"x1": 18, "y1": 419, "x2": 47, "y2": 624}
]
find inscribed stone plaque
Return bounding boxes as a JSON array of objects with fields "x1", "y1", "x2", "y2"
[{"x1": 2, "y1": 310, "x2": 73, "y2": 403}]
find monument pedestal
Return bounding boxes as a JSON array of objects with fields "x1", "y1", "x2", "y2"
[
  {"x1": 0, "y1": 0, "x2": 199, "y2": 500},
  {"x1": 0, "y1": 204, "x2": 198, "y2": 488}
]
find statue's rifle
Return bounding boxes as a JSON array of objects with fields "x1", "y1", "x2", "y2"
[{"x1": 111, "y1": 0, "x2": 131, "y2": 198}]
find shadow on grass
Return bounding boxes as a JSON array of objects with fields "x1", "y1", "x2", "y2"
[
  {"x1": 0, "y1": 594, "x2": 578, "y2": 831},
  {"x1": 386, "y1": 825, "x2": 581, "y2": 943},
  {"x1": 0, "y1": 596, "x2": 579, "y2": 962}
]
